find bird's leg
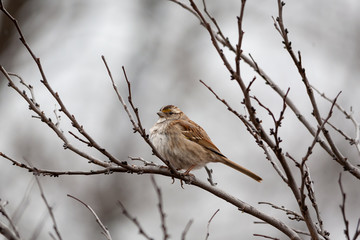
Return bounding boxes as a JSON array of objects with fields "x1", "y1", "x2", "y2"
[{"x1": 184, "y1": 165, "x2": 196, "y2": 175}]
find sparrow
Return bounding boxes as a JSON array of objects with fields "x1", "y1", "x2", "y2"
[{"x1": 149, "y1": 105, "x2": 262, "y2": 182}]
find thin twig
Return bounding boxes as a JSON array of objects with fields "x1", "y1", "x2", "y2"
[
  {"x1": 337, "y1": 174, "x2": 360, "y2": 240},
  {"x1": 32, "y1": 171, "x2": 62, "y2": 240},
  {"x1": 0, "y1": 152, "x2": 120, "y2": 177},
  {"x1": 30, "y1": 210, "x2": 50, "y2": 240},
  {"x1": 0, "y1": 1, "x2": 125, "y2": 169},
  {"x1": 251, "y1": 88, "x2": 290, "y2": 152},
  {"x1": 188, "y1": 0, "x2": 235, "y2": 79},
  {"x1": 273, "y1": 0, "x2": 360, "y2": 180},
  {"x1": 181, "y1": 219, "x2": 193, "y2": 240},
  {"x1": 258, "y1": 202, "x2": 303, "y2": 221},
  {"x1": 200, "y1": 79, "x2": 288, "y2": 182},
  {"x1": 326, "y1": 121, "x2": 355, "y2": 145},
  {"x1": 253, "y1": 233, "x2": 279, "y2": 240},
  {"x1": 204, "y1": 166, "x2": 217, "y2": 186},
  {"x1": 0, "y1": 67, "x2": 113, "y2": 169},
  {"x1": 308, "y1": 91, "x2": 340, "y2": 232},
  {"x1": 312, "y1": 85, "x2": 360, "y2": 156},
  {"x1": 0, "y1": 200, "x2": 21, "y2": 239},
  {"x1": 235, "y1": 0, "x2": 246, "y2": 77},
  {"x1": 129, "y1": 156, "x2": 158, "y2": 167},
  {"x1": 339, "y1": 174, "x2": 350, "y2": 240},
  {"x1": 247, "y1": 50, "x2": 343, "y2": 167},
  {"x1": 102, "y1": 58, "x2": 179, "y2": 175},
  {"x1": 190, "y1": 3, "x2": 306, "y2": 232},
  {"x1": 0, "y1": 221, "x2": 21, "y2": 240},
  {"x1": 102, "y1": 56, "x2": 137, "y2": 130},
  {"x1": 168, "y1": 0, "x2": 355, "y2": 178},
  {"x1": 117, "y1": 201, "x2": 154, "y2": 240},
  {"x1": 150, "y1": 175, "x2": 169, "y2": 240},
  {"x1": 67, "y1": 194, "x2": 112, "y2": 240},
  {"x1": 11, "y1": 178, "x2": 35, "y2": 227},
  {"x1": 205, "y1": 209, "x2": 219, "y2": 240},
  {"x1": 68, "y1": 131, "x2": 91, "y2": 146},
  {"x1": 199, "y1": 80, "x2": 252, "y2": 127},
  {"x1": 297, "y1": 93, "x2": 340, "y2": 240}
]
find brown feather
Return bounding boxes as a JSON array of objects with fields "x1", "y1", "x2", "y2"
[
  {"x1": 172, "y1": 120, "x2": 227, "y2": 158},
  {"x1": 220, "y1": 158, "x2": 262, "y2": 182},
  {"x1": 171, "y1": 119, "x2": 262, "y2": 182}
]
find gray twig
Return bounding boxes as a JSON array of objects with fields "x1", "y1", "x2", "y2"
[
  {"x1": 181, "y1": 219, "x2": 193, "y2": 240},
  {"x1": 67, "y1": 194, "x2": 112, "y2": 240},
  {"x1": 117, "y1": 201, "x2": 154, "y2": 240},
  {"x1": 150, "y1": 175, "x2": 169, "y2": 240},
  {"x1": 205, "y1": 209, "x2": 219, "y2": 240}
]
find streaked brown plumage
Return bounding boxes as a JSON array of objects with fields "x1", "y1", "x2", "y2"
[{"x1": 149, "y1": 105, "x2": 262, "y2": 182}]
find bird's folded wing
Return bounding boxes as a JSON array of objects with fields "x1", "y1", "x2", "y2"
[{"x1": 173, "y1": 120, "x2": 227, "y2": 158}]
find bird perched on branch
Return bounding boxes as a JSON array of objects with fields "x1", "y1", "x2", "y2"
[{"x1": 149, "y1": 105, "x2": 262, "y2": 182}]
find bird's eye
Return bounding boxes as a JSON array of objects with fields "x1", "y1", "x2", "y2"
[{"x1": 168, "y1": 112, "x2": 174, "y2": 115}]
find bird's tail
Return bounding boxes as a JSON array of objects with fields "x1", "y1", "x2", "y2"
[{"x1": 220, "y1": 158, "x2": 262, "y2": 182}]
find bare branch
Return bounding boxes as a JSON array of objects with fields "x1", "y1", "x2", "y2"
[
  {"x1": 187, "y1": 3, "x2": 310, "y2": 232},
  {"x1": 0, "y1": 68, "x2": 114, "y2": 169},
  {"x1": 339, "y1": 174, "x2": 351, "y2": 240},
  {"x1": 205, "y1": 209, "x2": 219, "y2": 240},
  {"x1": 258, "y1": 202, "x2": 303, "y2": 222},
  {"x1": 188, "y1": 0, "x2": 235, "y2": 78},
  {"x1": 312, "y1": 85, "x2": 360, "y2": 156},
  {"x1": 0, "y1": 152, "x2": 121, "y2": 177},
  {"x1": 67, "y1": 194, "x2": 112, "y2": 240},
  {"x1": 129, "y1": 156, "x2": 158, "y2": 167},
  {"x1": 150, "y1": 176, "x2": 169, "y2": 240},
  {"x1": 117, "y1": 201, "x2": 154, "y2": 240},
  {"x1": 199, "y1": 79, "x2": 288, "y2": 182},
  {"x1": 247, "y1": 51, "x2": 343, "y2": 167},
  {"x1": 32, "y1": 172, "x2": 62, "y2": 240},
  {"x1": 181, "y1": 219, "x2": 193, "y2": 240},
  {"x1": 296, "y1": 92, "x2": 340, "y2": 240},
  {"x1": 102, "y1": 56, "x2": 138, "y2": 132},
  {"x1": 204, "y1": 166, "x2": 217, "y2": 186},
  {"x1": 235, "y1": 0, "x2": 246, "y2": 76},
  {"x1": 0, "y1": 3, "x2": 126, "y2": 170},
  {"x1": 0, "y1": 200, "x2": 21, "y2": 239},
  {"x1": 253, "y1": 233, "x2": 279, "y2": 240},
  {"x1": 102, "y1": 57, "x2": 177, "y2": 173},
  {"x1": 273, "y1": 0, "x2": 360, "y2": 179},
  {"x1": 0, "y1": 221, "x2": 21, "y2": 240},
  {"x1": 338, "y1": 174, "x2": 360, "y2": 240}
]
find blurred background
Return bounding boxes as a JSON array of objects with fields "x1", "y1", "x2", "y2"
[{"x1": 0, "y1": 0, "x2": 360, "y2": 239}]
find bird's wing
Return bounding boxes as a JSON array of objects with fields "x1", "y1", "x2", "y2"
[{"x1": 172, "y1": 119, "x2": 227, "y2": 159}]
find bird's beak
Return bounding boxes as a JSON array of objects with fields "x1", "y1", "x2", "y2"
[{"x1": 157, "y1": 111, "x2": 166, "y2": 118}]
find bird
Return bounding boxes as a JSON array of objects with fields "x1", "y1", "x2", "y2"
[{"x1": 149, "y1": 105, "x2": 262, "y2": 182}]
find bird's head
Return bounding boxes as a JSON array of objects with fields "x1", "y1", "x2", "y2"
[{"x1": 157, "y1": 105, "x2": 184, "y2": 120}]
